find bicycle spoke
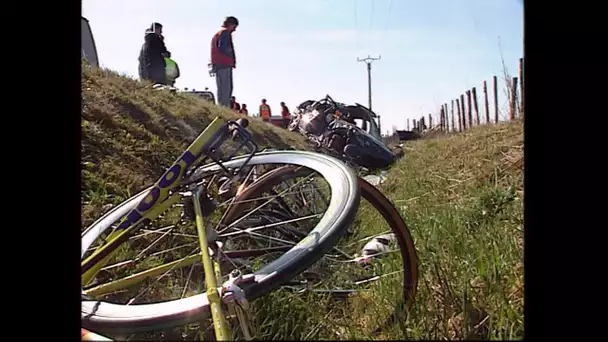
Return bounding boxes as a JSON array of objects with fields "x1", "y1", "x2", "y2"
[{"x1": 218, "y1": 214, "x2": 321, "y2": 238}]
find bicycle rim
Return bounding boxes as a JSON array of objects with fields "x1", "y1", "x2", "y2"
[
  {"x1": 81, "y1": 151, "x2": 360, "y2": 334},
  {"x1": 229, "y1": 166, "x2": 418, "y2": 339}
]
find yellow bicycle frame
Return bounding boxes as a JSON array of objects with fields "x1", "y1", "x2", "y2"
[
  {"x1": 192, "y1": 187, "x2": 231, "y2": 341},
  {"x1": 82, "y1": 116, "x2": 255, "y2": 340},
  {"x1": 81, "y1": 117, "x2": 226, "y2": 285}
]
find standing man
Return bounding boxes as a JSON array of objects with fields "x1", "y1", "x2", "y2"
[
  {"x1": 210, "y1": 16, "x2": 239, "y2": 107},
  {"x1": 230, "y1": 96, "x2": 241, "y2": 112},
  {"x1": 259, "y1": 99, "x2": 271, "y2": 122},
  {"x1": 138, "y1": 23, "x2": 170, "y2": 85},
  {"x1": 280, "y1": 102, "x2": 291, "y2": 128},
  {"x1": 240, "y1": 104, "x2": 249, "y2": 115}
]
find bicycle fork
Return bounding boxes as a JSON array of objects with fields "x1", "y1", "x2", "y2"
[
  {"x1": 192, "y1": 187, "x2": 231, "y2": 341},
  {"x1": 192, "y1": 187, "x2": 254, "y2": 341}
]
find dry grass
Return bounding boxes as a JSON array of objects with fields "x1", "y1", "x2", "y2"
[{"x1": 81, "y1": 64, "x2": 312, "y2": 228}]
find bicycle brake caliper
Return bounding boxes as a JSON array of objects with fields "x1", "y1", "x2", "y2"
[
  {"x1": 219, "y1": 270, "x2": 254, "y2": 309},
  {"x1": 220, "y1": 270, "x2": 256, "y2": 340}
]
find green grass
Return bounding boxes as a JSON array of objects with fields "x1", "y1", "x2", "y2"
[
  {"x1": 81, "y1": 65, "x2": 523, "y2": 340},
  {"x1": 377, "y1": 121, "x2": 524, "y2": 339},
  {"x1": 243, "y1": 121, "x2": 523, "y2": 340}
]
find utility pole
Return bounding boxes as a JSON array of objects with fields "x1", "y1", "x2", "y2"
[{"x1": 357, "y1": 55, "x2": 381, "y2": 133}]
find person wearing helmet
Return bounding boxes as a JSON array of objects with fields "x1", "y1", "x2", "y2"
[{"x1": 210, "y1": 16, "x2": 239, "y2": 107}]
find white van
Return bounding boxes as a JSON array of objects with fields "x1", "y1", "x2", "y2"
[{"x1": 81, "y1": 17, "x2": 99, "y2": 67}]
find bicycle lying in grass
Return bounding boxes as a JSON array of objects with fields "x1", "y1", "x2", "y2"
[{"x1": 82, "y1": 116, "x2": 418, "y2": 340}]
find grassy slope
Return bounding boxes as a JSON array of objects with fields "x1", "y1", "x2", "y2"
[
  {"x1": 81, "y1": 65, "x2": 311, "y2": 228},
  {"x1": 379, "y1": 121, "x2": 524, "y2": 339},
  {"x1": 81, "y1": 66, "x2": 523, "y2": 340},
  {"x1": 253, "y1": 121, "x2": 523, "y2": 340}
]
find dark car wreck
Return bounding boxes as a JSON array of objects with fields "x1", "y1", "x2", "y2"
[{"x1": 289, "y1": 95, "x2": 401, "y2": 171}]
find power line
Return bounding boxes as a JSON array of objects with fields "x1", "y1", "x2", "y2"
[
  {"x1": 369, "y1": 0, "x2": 375, "y2": 32},
  {"x1": 384, "y1": 0, "x2": 394, "y2": 32},
  {"x1": 357, "y1": 55, "x2": 382, "y2": 133},
  {"x1": 353, "y1": 0, "x2": 360, "y2": 53}
]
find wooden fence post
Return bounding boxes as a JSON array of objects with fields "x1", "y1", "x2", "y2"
[
  {"x1": 451, "y1": 100, "x2": 455, "y2": 133},
  {"x1": 439, "y1": 107, "x2": 444, "y2": 132},
  {"x1": 456, "y1": 98, "x2": 462, "y2": 132},
  {"x1": 493, "y1": 75, "x2": 499, "y2": 124},
  {"x1": 472, "y1": 87, "x2": 480, "y2": 125},
  {"x1": 443, "y1": 103, "x2": 451, "y2": 132},
  {"x1": 466, "y1": 90, "x2": 473, "y2": 128},
  {"x1": 460, "y1": 94, "x2": 466, "y2": 130},
  {"x1": 444, "y1": 103, "x2": 449, "y2": 132},
  {"x1": 510, "y1": 77, "x2": 519, "y2": 120},
  {"x1": 519, "y1": 57, "x2": 524, "y2": 116},
  {"x1": 483, "y1": 80, "x2": 490, "y2": 124},
  {"x1": 444, "y1": 107, "x2": 448, "y2": 131},
  {"x1": 421, "y1": 116, "x2": 426, "y2": 131},
  {"x1": 407, "y1": 119, "x2": 410, "y2": 131},
  {"x1": 428, "y1": 113, "x2": 433, "y2": 129}
]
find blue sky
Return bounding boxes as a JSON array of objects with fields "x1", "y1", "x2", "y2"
[{"x1": 83, "y1": 0, "x2": 523, "y2": 133}]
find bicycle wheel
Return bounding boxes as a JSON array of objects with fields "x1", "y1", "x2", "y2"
[
  {"x1": 227, "y1": 165, "x2": 418, "y2": 339},
  {"x1": 81, "y1": 150, "x2": 360, "y2": 335}
]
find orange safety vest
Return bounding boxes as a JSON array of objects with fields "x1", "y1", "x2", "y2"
[
  {"x1": 259, "y1": 104, "x2": 271, "y2": 119},
  {"x1": 210, "y1": 27, "x2": 235, "y2": 67}
]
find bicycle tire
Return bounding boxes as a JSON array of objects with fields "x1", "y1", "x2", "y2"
[
  {"x1": 357, "y1": 177, "x2": 418, "y2": 333},
  {"x1": 227, "y1": 165, "x2": 418, "y2": 334},
  {"x1": 81, "y1": 150, "x2": 360, "y2": 334}
]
